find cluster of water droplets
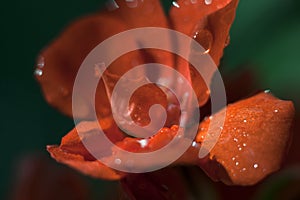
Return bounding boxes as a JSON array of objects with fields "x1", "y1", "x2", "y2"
[{"x1": 34, "y1": 56, "x2": 44, "y2": 77}]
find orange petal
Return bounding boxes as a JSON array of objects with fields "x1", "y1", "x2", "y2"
[
  {"x1": 47, "y1": 145, "x2": 124, "y2": 180},
  {"x1": 47, "y1": 117, "x2": 126, "y2": 180},
  {"x1": 169, "y1": 0, "x2": 238, "y2": 106},
  {"x1": 196, "y1": 92, "x2": 294, "y2": 185},
  {"x1": 114, "y1": 125, "x2": 179, "y2": 153},
  {"x1": 35, "y1": 14, "x2": 133, "y2": 118},
  {"x1": 36, "y1": 1, "x2": 173, "y2": 118},
  {"x1": 169, "y1": 0, "x2": 238, "y2": 66}
]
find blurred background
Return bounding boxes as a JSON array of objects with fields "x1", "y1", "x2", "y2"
[{"x1": 0, "y1": 0, "x2": 299, "y2": 199}]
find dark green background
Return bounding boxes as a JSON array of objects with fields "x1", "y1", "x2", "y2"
[{"x1": 1, "y1": 0, "x2": 299, "y2": 199}]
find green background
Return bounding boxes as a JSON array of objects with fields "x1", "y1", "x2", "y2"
[{"x1": 1, "y1": 0, "x2": 299, "y2": 199}]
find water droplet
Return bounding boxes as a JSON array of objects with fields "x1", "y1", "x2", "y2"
[
  {"x1": 204, "y1": 0, "x2": 212, "y2": 5},
  {"x1": 242, "y1": 168, "x2": 246, "y2": 171},
  {"x1": 264, "y1": 89, "x2": 271, "y2": 93},
  {"x1": 209, "y1": 116, "x2": 213, "y2": 120},
  {"x1": 190, "y1": 0, "x2": 197, "y2": 4},
  {"x1": 253, "y1": 163, "x2": 258, "y2": 169},
  {"x1": 238, "y1": 147, "x2": 242, "y2": 151},
  {"x1": 106, "y1": 0, "x2": 119, "y2": 10},
  {"x1": 192, "y1": 29, "x2": 213, "y2": 54},
  {"x1": 34, "y1": 69, "x2": 43, "y2": 76},
  {"x1": 235, "y1": 161, "x2": 239, "y2": 166},
  {"x1": 243, "y1": 119, "x2": 247, "y2": 123},
  {"x1": 192, "y1": 141, "x2": 199, "y2": 147},
  {"x1": 137, "y1": 139, "x2": 148, "y2": 148},
  {"x1": 225, "y1": 35, "x2": 230, "y2": 47},
  {"x1": 125, "y1": 0, "x2": 139, "y2": 8},
  {"x1": 274, "y1": 109, "x2": 278, "y2": 113},
  {"x1": 36, "y1": 56, "x2": 45, "y2": 68},
  {"x1": 232, "y1": 157, "x2": 236, "y2": 161},
  {"x1": 115, "y1": 158, "x2": 122, "y2": 165},
  {"x1": 172, "y1": 1, "x2": 180, "y2": 8},
  {"x1": 233, "y1": 138, "x2": 238, "y2": 142},
  {"x1": 243, "y1": 143, "x2": 247, "y2": 147}
]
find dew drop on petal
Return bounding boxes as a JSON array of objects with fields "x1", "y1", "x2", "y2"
[
  {"x1": 235, "y1": 161, "x2": 239, "y2": 166},
  {"x1": 138, "y1": 139, "x2": 148, "y2": 148},
  {"x1": 204, "y1": 0, "x2": 212, "y2": 5},
  {"x1": 192, "y1": 141, "x2": 199, "y2": 147},
  {"x1": 243, "y1": 119, "x2": 247, "y2": 123},
  {"x1": 264, "y1": 89, "x2": 271, "y2": 93},
  {"x1": 253, "y1": 163, "x2": 258, "y2": 169},
  {"x1": 106, "y1": 0, "x2": 119, "y2": 10},
  {"x1": 225, "y1": 35, "x2": 230, "y2": 47},
  {"x1": 36, "y1": 56, "x2": 45, "y2": 68},
  {"x1": 172, "y1": 1, "x2": 180, "y2": 8},
  {"x1": 192, "y1": 29, "x2": 213, "y2": 54},
  {"x1": 274, "y1": 109, "x2": 279, "y2": 113},
  {"x1": 34, "y1": 69, "x2": 43, "y2": 76}
]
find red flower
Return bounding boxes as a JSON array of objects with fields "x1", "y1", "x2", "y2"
[{"x1": 36, "y1": 0, "x2": 294, "y2": 187}]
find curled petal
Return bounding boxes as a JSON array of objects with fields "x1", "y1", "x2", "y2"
[
  {"x1": 169, "y1": 0, "x2": 238, "y2": 66},
  {"x1": 47, "y1": 118, "x2": 126, "y2": 180},
  {"x1": 47, "y1": 145, "x2": 124, "y2": 180},
  {"x1": 196, "y1": 92, "x2": 294, "y2": 185}
]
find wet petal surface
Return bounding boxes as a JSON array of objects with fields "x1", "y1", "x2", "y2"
[{"x1": 196, "y1": 92, "x2": 294, "y2": 185}]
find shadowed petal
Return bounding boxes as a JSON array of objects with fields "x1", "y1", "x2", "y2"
[{"x1": 120, "y1": 167, "x2": 189, "y2": 200}]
